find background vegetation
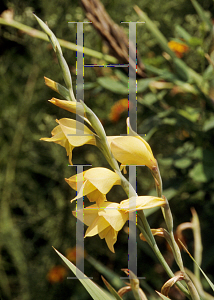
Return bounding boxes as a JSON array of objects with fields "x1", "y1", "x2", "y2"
[{"x1": 1, "y1": 0, "x2": 214, "y2": 299}]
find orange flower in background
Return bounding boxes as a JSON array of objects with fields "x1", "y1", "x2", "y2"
[
  {"x1": 109, "y1": 99, "x2": 128, "y2": 122},
  {"x1": 168, "y1": 40, "x2": 189, "y2": 58},
  {"x1": 66, "y1": 246, "x2": 87, "y2": 263},
  {"x1": 47, "y1": 265, "x2": 67, "y2": 283}
]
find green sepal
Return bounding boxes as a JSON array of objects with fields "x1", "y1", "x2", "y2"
[
  {"x1": 56, "y1": 47, "x2": 75, "y2": 101},
  {"x1": 44, "y1": 77, "x2": 71, "y2": 101},
  {"x1": 33, "y1": 14, "x2": 62, "y2": 54}
]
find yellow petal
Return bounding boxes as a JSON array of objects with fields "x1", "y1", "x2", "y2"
[
  {"x1": 44, "y1": 77, "x2": 57, "y2": 91},
  {"x1": 72, "y1": 204, "x2": 98, "y2": 227},
  {"x1": 98, "y1": 226, "x2": 111, "y2": 240},
  {"x1": 67, "y1": 179, "x2": 95, "y2": 197},
  {"x1": 84, "y1": 168, "x2": 121, "y2": 194},
  {"x1": 85, "y1": 215, "x2": 110, "y2": 237},
  {"x1": 110, "y1": 136, "x2": 156, "y2": 169},
  {"x1": 98, "y1": 202, "x2": 128, "y2": 231},
  {"x1": 126, "y1": 117, "x2": 153, "y2": 154},
  {"x1": 70, "y1": 181, "x2": 105, "y2": 204},
  {"x1": 99, "y1": 227, "x2": 118, "y2": 253},
  {"x1": 107, "y1": 136, "x2": 121, "y2": 146},
  {"x1": 65, "y1": 172, "x2": 86, "y2": 190},
  {"x1": 40, "y1": 125, "x2": 66, "y2": 143},
  {"x1": 66, "y1": 168, "x2": 121, "y2": 204},
  {"x1": 49, "y1": 98, "x2": 86, "y2": 116},
  {"x1": 119, "y1": 196, "x2": 166, "y2": 212},
  {"x1": 73, "y1": 202, "x2": 127, "y2": 253},
  {"x1": 57, "y1": 118, "x2": 96, "y2": 147},
  {"x1": 40, "y1": 124, "x2": 75, "y2": 157},
  {"x1": 86, "y1": 189, "x2": 106, "y2": 206}
]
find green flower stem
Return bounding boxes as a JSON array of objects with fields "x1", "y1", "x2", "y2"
[
  {"x1": 137, "y1": 224, "x2": 153, "y2": 249},
  {"x1": 183, "y1": 273, "x2": 201, "y2": 300},
  {"x1": 151, "y1": 165, "x2": 183, "y2": 267},
  {"x1": 138, "y1": 211, "x2": 158, "y2": 248},
  {"x1": 151, "y1": 162, "x2": 162, "y2": 198},
  {"x1": 152, "y1": 164, "x2": 201, "y2": 299},
  {"x1": 152, "y1": 243, "x2": 191, "y2": 299},
  {"x1": 137, "y1": 217, "x2": 191, "y2": 299},
  {"x1": 0, "y1": 17, "x2": 118, "y2": 63}
]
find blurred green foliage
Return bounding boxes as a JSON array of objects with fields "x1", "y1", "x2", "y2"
[{"x1": 1, "y1": 0, "x2": 214, "y2": 299}]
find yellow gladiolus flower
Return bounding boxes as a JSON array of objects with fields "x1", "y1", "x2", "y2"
[
  {"x1": 107, "y1": 118, "x2": 157, "y2": 171},
  {"x1": 65, "y1": 167, "x2": 121, "y2": 206},
  {"x1": 73, "y1": 196, "x2": 166, "y2": 252},
  {"x1": 40, "y1": 118, "x2": 96, "y2": 165},
  {"x1": 73, "y1": 202, "x2": 128, "y2": 253}
]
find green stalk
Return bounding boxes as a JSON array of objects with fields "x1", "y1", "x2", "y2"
[
  {"x1": 0, "y1": 17, "x2": 118, "y2": 63},
  {"x1": 137, "y1": 214, "x2": 190, "y2": 298},
  {"x1": 152, "y1": 164, "x2": 200, "y2": 299}
]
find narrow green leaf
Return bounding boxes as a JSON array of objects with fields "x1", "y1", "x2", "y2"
[
  {"x1": 173, "y1": 58, "x2": 189, "y2": 82},
  {"x1": 133, "y1": 6, "x2": 176, "y2": 58},
  {"x1": 101, "y1": 276, "x2": 123, "y2": 300},
  {"x1": 86, "y1": 255, "x2": 124, "y2": 289},
  {"x1": 53, "y1": 248, "x2": 113, "y2": 300},
  {"x1": 0, "y1": 16, "x2": 118, "y2": 63},
  {"x1": 162, "y1": 118, "x2": 177, "y2": 125},
  {"x1": 137, "y1": 77, "x2": 161, "y2": 93},
  {"x1": 175, "y1": 25, "x2": 192, "y2": 42},
  {"x1": 190, "y1": 0, "x2": 212, "y2": 31},
  {"x1": 203, "y1": 116, "x2": 214, "y2": 131},
  {"x1": 175, "y1": 25, "x2": 203, "y2": 47},
  {"x1": 134, "y1": 6, "x2": 204, "y2": 87},
  {"x1": 114, "y1": 70, "x2": 129, "y2": 84},
  {"x1": 174, "y1": 158, "x2": 192, "y2": 169},
  {"x1": 97, "y1": 77, "x2": 127, "y2": 94},
  {"x1": 143, "y1": 127, "x2": 158, "y2": 142},
  {"x1": 191, "y1": 208, "x2": 203, "y2": 279},
  {"x1": 189, "y1": 162, "x2": 207, "y2": 183},
  {"x1": 179, "y1": 241, "x2": 214, "y2": 293},
  {"x1": 143, "y1": 93, "x2": 158, "y2": 106},
  {"x1": 177, "y1": 107, "x2": 200, "y2": 122}
]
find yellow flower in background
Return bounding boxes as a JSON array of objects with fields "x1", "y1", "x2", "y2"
[
  {"x1": 168, "y1": 40, "x2": 189, "y2": 58},
  {"x1": 73, "y1": 196, "x2": 166, "y2": 252},
  {"x1": 65, "y1": 167, "x2": 121, "y2": 206},
  {"x1": 40, "y1": 118, "x2": 96, "y2": 165}
]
